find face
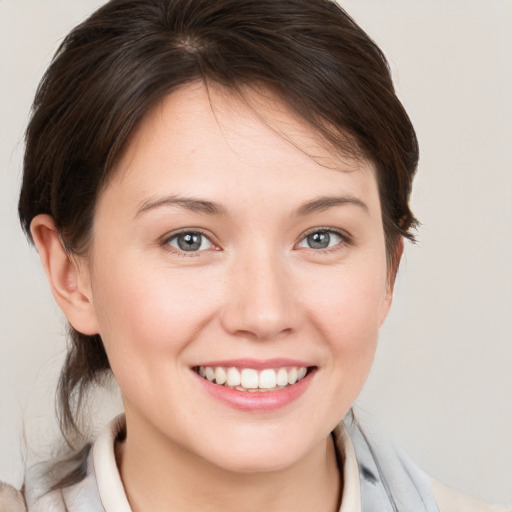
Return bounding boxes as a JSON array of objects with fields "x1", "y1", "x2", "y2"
[{"x1": 82, "y1": 82, "x2": 393, "y2": 473}]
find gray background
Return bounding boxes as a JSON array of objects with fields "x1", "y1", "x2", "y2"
[{"x1": 1, "y1": 0, "x2": 511, "y2": 505}]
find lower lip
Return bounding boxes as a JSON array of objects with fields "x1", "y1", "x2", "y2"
[{"x1": 193, "y1": 369, "x2": 315, "y2": 412}]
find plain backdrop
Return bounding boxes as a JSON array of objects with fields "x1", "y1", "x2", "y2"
[{"x1": 1, "y1": 0, "x2": 511, "y2": 506}]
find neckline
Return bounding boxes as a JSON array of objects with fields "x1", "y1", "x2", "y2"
[{"x1": 93, "y1": 414, "x2": 361, "y2": 512}]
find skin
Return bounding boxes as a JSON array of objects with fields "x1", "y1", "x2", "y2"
[{"x1": 32, "y1": 82, "x2": 398, "y2": 512}]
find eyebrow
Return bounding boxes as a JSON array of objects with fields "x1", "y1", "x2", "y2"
[
  {"x1": 135, "y1": 194, "x2": 368, "y2": 219},
  {"x1": 135, "y1": 195, "x2": 228, "y2": 218},
  {"x1": 295, "y1": 195, "x2": 369, "y2": 216}
]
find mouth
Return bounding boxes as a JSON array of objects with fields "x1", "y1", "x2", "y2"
[{"x1": 193, "y1": 365, "x2": 314, "y2": 392}]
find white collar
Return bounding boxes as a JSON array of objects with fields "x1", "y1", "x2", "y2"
[
  {"x1": 93, "y1": 415, "x2": 132, "y2": 512},
  {"x1": 93, "y1": 414, "x2": 362, "y2": 512}
]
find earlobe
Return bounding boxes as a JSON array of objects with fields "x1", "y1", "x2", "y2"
[{"x1": 30, "y1": 214, "x2": 99, "y2": 335}]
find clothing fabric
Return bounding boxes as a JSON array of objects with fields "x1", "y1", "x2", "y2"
[{"x1": 2, "y1": 414, "x2": 509, "y2": 512}]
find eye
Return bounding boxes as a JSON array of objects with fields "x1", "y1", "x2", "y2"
[
  {"x1": 297, "y1": 229, "x2": 344, "y2": 250},
  {"x1": 166, "y1": 231, "x2": 214, "y2": 252}
]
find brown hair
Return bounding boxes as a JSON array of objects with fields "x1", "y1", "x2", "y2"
[{"x1": 19, "y1": 0, "x2": 418, "y2": 478}]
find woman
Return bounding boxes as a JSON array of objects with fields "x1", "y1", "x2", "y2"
[{"x1": 1, "y1": 0, "x2": 509, "y2": 510}]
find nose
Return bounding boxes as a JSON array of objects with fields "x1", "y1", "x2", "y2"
[{"x1": 220, "y1": 249, "x2": 300, "y2": 341}]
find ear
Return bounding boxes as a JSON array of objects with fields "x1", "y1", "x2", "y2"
[
  {"x1": 379, "y1": 237, "x2": 404, "y2": 326},
  {"x1": 30, "y1": 214, "x2": 99, "y2": 335}
]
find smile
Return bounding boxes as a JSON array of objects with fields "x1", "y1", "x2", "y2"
[{"x1": 195, "y1": 366, "x2": 310, "y2": 392}]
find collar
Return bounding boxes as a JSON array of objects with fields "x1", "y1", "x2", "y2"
[{"x1": 93, "y1": 414, "x2": 362, "y2": 512}]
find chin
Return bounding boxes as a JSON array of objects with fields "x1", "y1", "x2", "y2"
[
  {"x1": 206, "y1": 446, "x2": 305, "y2": 474},
  {"x1": 194, "y1": 424, "x2": 325, "y2": 475}
]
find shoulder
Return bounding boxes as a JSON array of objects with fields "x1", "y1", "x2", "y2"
[
  {"x1": 16, "y1": 416, "x2": 125, "y2": 512},
  {"x1": 0, "y1": 482, "x2": 27, "y2": 512},
  {"x1": 427, "y1": 476, "x2": 511, "y2": 512},
  {"x1": 339, "y1": 412, "x2": 510, "y2": 512},
  {"x1": 0, "y1": 482, "x2": 69, "y2": 512}
]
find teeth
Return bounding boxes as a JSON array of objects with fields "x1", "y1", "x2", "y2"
[
  {"x1": 197, "y1": 365, "x2": 309, "y2": 391},
  {"x1": 276, "y1": 368, "x2": 288, "y2": 386},
  {"x1": 297, "y1": 367, "x2": 307, "y2": 380},
  {"x1": 215, "y1": 367, "x2": 227, "y2": 385},
  {"x1": 259, "y1": 369, "x2": 277, "y2": 389},
  {"x1": 287, "y1": 367, "x2": 298, "y2": 385},
  {"x1": 205, "y1": 367, "x2": 215, "y2": 382},
  {"x1": 240, "y1": 368, "x2": 259, "y2": 389},
  {"x1": 226, "y1": 367, "x2": 241, "y2": 387}
]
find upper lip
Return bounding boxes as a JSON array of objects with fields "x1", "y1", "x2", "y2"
[{"x1": 193, "y1": 358, "x2": 315, "y2": 370}]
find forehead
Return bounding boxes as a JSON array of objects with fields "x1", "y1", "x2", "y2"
[{"x1": 106, "y1": 82, "x2": 380, "y2": 214}]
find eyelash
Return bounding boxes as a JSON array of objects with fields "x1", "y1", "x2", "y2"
[
  {"x1": 161, "y1": 227, "x2": 351, "y2": 256},
  {"x1": 295, "y1": 227, "x2": 352, "y2": 253},
  {"x1": 162, "y1": 229, "x2": 218, "y2": 256}
]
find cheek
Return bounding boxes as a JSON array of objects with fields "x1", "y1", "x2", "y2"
[
  {"x1": 90, "y1": 259, "x2": 219, "y2": 360},
  {"x1": 307, "y1": 264, "x2": 388, "y2": 341},
  {"x1": 302, "y1": 259, "x2": 387, "y2": 387}
]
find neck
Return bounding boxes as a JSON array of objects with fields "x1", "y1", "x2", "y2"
[{"x1": 117, "y1": 415, "x2": 341, "y2": 512}]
